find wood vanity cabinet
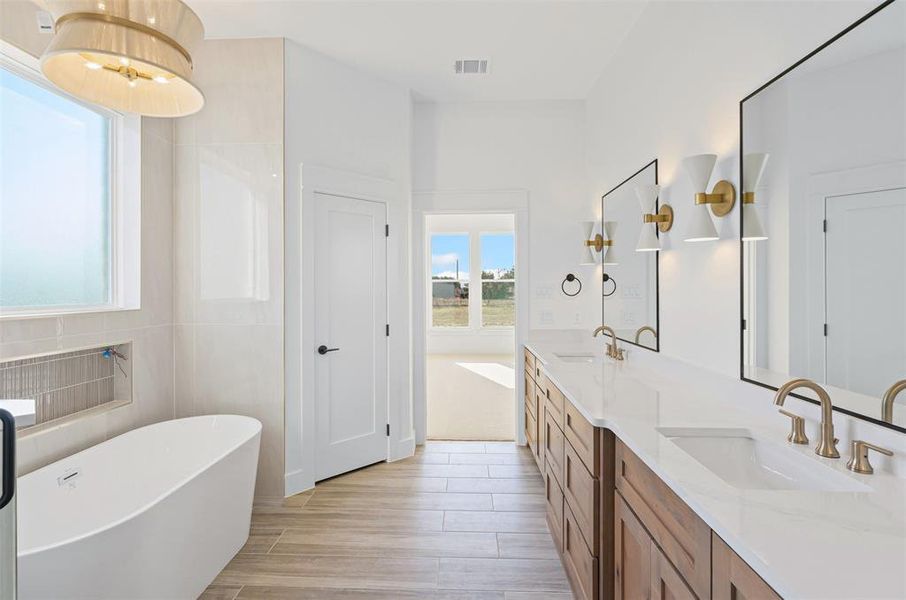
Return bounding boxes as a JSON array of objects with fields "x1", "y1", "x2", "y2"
[
  {"x1": 712, "y1": 534, "x2": 781, "y2": 600},
  {"x1": 522, "y1": 346, "x2": 780, "y2": 600}
]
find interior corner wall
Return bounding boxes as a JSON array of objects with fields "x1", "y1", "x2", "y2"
[
  {"x1": 283, "y1": 40, "x2": 414, "y2": 492},
  {"x1": 413, "y1": 101, "x2": 595, "y2": 331},
  {"x1": 584, "y1": 0, "x2": 876, "y2": 377}
]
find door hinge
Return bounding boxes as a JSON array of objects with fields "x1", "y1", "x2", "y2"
[
  {"x1": 385, "y1": 224, "x2": 390, "y2": 237},
  {"x1": 386, "y1": 423, "x2": 390, "y2": 436},
  {"x1": 822, "y1": 219, "x2": 827, "y2": 233},
  {"x1": 386, "y1": 324, "x2": 390, "y2": 336},
  {"x1": 824, "y1": 323, "x2": 828, "y2": 336}
]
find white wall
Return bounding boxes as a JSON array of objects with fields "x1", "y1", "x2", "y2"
[
  {"x1": 0, "y1": 2, "x2": 176, "y2": 474},
  {"x1": 584, "y1": 0, "x2": 875, "y2": 376},
  {"x1": 283, "y1": 41, "x2": 414, "y2": 493},
  {"x1": 413, "y1": 101, "x2": 595, "y2": 330},
  {"x1": 173, "y1": 38, "x2": 286, "y2": 498}
]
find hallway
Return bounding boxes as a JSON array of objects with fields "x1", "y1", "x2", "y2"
[{"x1": 204, "y1": 441, "x2": 573, "y2": 599}]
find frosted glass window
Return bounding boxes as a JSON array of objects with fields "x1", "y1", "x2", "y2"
[{"x1": 0, "y1": 64, "x2": 111, "y2": 310}]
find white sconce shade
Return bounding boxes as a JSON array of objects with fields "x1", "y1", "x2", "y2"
[
  {"x1": 637, "y1": 225, "x2": 660, "y2": 252},
  {"x1": 580, "y1": 221, "x2": 602, "y2": 265},
  {"x1": 41, "y1": 0, "x2": 205, "y2": 117},
  {"x1": 634, "y1": 185, "x2": 660, "y2": 214},
  {"x1": 742, "y1": 153, "x2": 769, "y2": 241},
  {"x1": 742, "y1": 203, "x2": 768, "y2": 241},
  {"x1": 685, "y1": 204, "x2": 719, "y2": 242},
  {"x1": 602, "y1": 221, "x2": 620, "y2": 265},
  {"x1": 743, "y1": 153, "x2": 770, "y2": 193},
  {"x1": 681, "y1": 154, "x2": 717, "y2": 192},
  {"x1": 635, "y1": 184, "x2": 662, "y2": 252}
]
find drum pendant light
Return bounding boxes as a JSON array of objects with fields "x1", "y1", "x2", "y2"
[{"x1": 41, "y1": 0, "x2": 205, "y2": 117}]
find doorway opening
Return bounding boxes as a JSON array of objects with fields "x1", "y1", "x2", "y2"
[{"x1": 425, "y1": 213, "x2": 517, "y2": 441}]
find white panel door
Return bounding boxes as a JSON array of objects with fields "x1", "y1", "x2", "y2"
[
  {"x1": 314, "y1": 192, "x2": 388, "y2": 481},
  {"x1": 825, "y1": 187, "x2": 906, "y2": 397}
]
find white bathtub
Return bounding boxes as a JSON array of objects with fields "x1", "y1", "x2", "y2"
[{"x1": 17, "y1": 415, "x2": 261, "y2": 600}]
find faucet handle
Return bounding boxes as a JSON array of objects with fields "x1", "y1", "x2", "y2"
[
  {"x1": 778, "y1": 409, "x2": 809, "y2": 444},
  {"x1": 846, "y1": 440, "x2": 893, "y2": 475}
]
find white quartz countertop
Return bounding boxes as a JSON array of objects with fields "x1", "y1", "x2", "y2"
[{"x1": 525, "y1": 331, "x2": 906, "y2": 600}]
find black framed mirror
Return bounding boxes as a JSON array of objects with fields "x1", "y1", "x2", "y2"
[
  {"x1": 740, "y1": 0, "x2": 906, "y2": 432},
  {"x1": 601, "y1": 159, "x2": 660, "y2": 352}
]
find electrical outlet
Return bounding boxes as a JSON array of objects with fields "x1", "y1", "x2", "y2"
[{"x1": 540, "y1": 310, "x2": 554, "y2": 325}]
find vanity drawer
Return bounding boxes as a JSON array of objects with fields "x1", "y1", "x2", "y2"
[
  {"x1": 615, "y1": 440, "x2": 711, "y2": 600},
  {"x1": 563, "y1": 439, "x2": 599, "y2": 556},
  {"x1": 564, "y1": 400, "x2": 600, "y2": 475},
  {"x1": 545, "y1": 459, "x2": 564, "y2": 552},
  {"x1": 524, "y1": 347, "x2": 537, "y2": 380},
  {"x1": 563, "y1": 502, "x2": 599, "y2": 600},
  {"x1": 544, "y1": 409, "x2": 565, "y2": 488},
  {"x1": 542, "y1": 374, "x2": 566, "y2": 429},
  {"x1": 525, "y1": 403, "x2": 538, "y2": 456}
]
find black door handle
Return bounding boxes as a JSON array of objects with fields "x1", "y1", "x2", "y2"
[
  {"x1": 318, "y1": 345, "x2": 340, "y2": 355},
  {"x1": 0, "y1": 408, "x2": 15, "y2": 511}
]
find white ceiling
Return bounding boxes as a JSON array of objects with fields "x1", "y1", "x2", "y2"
[{"x1": 185, "y1": 0, "x2": 649, "y2": 102}]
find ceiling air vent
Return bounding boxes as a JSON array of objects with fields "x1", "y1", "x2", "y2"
[{"x1": 454, "y1": 59, "x2": 490, "y2": 75}]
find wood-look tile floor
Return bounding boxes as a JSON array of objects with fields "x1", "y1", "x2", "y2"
[{"x1": 203, "y1": 441, "x2": 574, "y2": 600}]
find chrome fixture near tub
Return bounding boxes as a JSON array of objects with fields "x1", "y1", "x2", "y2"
[
  {"x1": 593, "y1": 325, "x2": 624, "y2": 361},
  {"x1": 881, "y1": 380, "x2": 906, "y2": 424},
  {"x1": 773, "y1": 378, "x2": 839, "y2": 459},
  {"x1": 846, "y1": 440, "x2": 894, "y2": 475}
]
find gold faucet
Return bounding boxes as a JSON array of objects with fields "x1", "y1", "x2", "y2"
[
  {"x1": 634, "y1": 325, "x2": 657, "y2": 345},
  {"x1": 773, "y1": 378, "x2": 839, "y2": 459},
  {"x1": 881, "y1": 380, "x2": 906, "y2": 424},
  {"x1": 592, "y1": 325, "x2": 624, "y2": 360}
]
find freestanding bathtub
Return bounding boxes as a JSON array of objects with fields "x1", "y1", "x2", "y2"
[{"x1": 17, "y1": 415, "x2": 262, "y2": 599}]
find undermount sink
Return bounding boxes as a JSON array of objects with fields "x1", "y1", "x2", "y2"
[
  {"x1": 657, "y1": 427, "x2": 870, "y2": 492},
  {"x1": 554, "y1": 352, "x2": 596, "y2": 363}
]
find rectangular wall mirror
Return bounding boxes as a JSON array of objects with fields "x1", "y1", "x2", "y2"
[
  {"x1": 601, "y1": 159, "x2": 660, "y2": 352},
  {"x1": 741, "y1": 0, "x2": 905, "y2": 432}
]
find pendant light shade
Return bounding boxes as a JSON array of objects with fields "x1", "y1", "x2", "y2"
[
  {"x1": 685, "y1": 203, "x2": 719, "y2": 242},
  {"x1": 41, "y1": 0, "x2": 205, "y2": 117},
  {"x1": 580, "y1": 221, "x2": 602, "y2": 265},
  {"x1": 603, "y1": 221, "x2": 620, "y2": 265}
]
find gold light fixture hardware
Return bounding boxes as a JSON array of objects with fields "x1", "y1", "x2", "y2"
[
  {"x1": 584, "y1": 234, "x2": 612, "y2": 252},
  {"x1": 778, "y1": 409, "x2": 808, "y2": 445},
  {"x1": 593, "y1": 325, "x2": 624, "y2": 361},
  {"x1": 694, "y1": 180, "x2": 736, "y2": 217},
  {"x1": 846, "y1": 440, "x2": 893, "y2": 475},
  {"x1": 642, "y1": 205, "x2": 674, "y2": 233},
  {"x1": 634, "y1": 325, "x2": 657, "y2": 344},
  {"x1": 773, "y1": 378, "x2": 839, "y2": 459},
  {"x1": 742, "y1": 192, "x2": 756, "y2": 204},
  {"x1": 881, "y1": 379, "x2": 906, "y2": 424}
]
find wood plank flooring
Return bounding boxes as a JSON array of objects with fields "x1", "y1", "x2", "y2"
[{"x1": 203, "y1": 441, "x2": 574, "y2": 600}]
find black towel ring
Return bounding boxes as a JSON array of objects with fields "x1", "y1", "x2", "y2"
[
  {"x1": 602, "y1": 273, "x2": 617, "y2": 297},
  {"x1": 561, "y1": 273, "x2": 582, "y2": 297}
]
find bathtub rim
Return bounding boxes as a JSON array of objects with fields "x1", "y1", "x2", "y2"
[{"x1": 17, "y1": 414, "x2": 262, "y2": 557}]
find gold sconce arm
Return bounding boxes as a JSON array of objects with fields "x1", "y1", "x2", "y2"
[
  {"x1": 694, "y1": 180, "x2": 736, "y2": 217},
  {"x1": 742, "y1": 191, "x2": 756, "y2": 204},
  {"x1": 584, "y1": 234, "x2": 613, "y2": 252},
  {"x1": 642, "y1": 205, "x2": 674, "y2": 233}
]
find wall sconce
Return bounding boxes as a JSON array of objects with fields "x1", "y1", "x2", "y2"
[
  {"x1": 602, "y1": 221, "x2": 620, "y2": 265},
  {"x1": 634, "y1": 184, "x2": 672, "y2": 252},
  {"x1": 580, "y1": 220, "x2": 608, "y2": 265},
  {"x1": 681, "y1": 154, "x2": 736, "y2": 242},
  {"x1": 742, "y1": 153, "x2": 769, "y2": 242}
]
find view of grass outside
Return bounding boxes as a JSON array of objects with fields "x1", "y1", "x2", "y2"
[{"x1": 431, "y1": 231, "x2": 515, "y2": 329}]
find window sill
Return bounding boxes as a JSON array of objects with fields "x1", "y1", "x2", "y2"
[{"x1": 0, "y1": 305, "x2": 140, "y2": 321}]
